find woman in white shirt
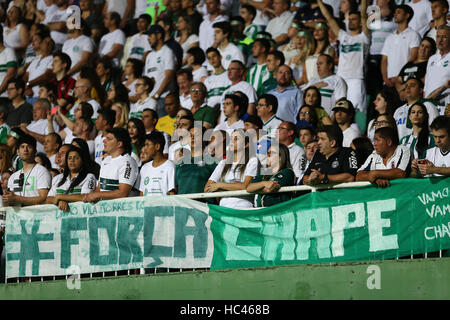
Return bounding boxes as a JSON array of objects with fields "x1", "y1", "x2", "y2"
[
  {"x1": 205, "y1": 129, "x2": 259, "y2": 209},
  {"x1": 175, "y1": 14, "x2": 199, "y2": 67},
  {"x1": 46, "y1": 146, "x2": 97, "y2": 211},
  {"x1": 122, "y1": 58, "x2": 143, "y2": 104},
  {"x1": 3, "y1": 6, "x2": 29, "y2": 58},
  {"x1": 129, "y1": 76, "x2": 157, "y2": 119}
]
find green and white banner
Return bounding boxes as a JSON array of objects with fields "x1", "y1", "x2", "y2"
[{"x1": 5, "y1": 178, "x2": 450, "y2": 278}]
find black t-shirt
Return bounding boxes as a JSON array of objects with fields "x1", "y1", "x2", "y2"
[
  {"x1": 304, "y1": 147, "x2": 359, "y2": 177},
  {"x1": 6, "y1": 101, "x2": 33, "y2": 128},
  {"x1": 398, "y1": 61, "x2": 428, "y2": 83}
]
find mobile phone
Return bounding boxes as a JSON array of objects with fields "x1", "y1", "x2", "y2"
[{"x1": 418, "y1": 160, "x2": 427, "y2": 165}]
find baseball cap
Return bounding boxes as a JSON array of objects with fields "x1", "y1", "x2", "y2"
[
  {"x1": 18, "y1": 133, "x2": 37, "y2": 150},
  {"x1": 332, "y1": 99, "x2": 355, "y2": 114},
  {"x1": 244, "y1": 115, "x2": 263, "y2": 129},
  {"x1": 146, "y1": 24, "x2": 165, "y2": 35}
]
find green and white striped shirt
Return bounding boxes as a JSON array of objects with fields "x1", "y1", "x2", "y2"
[{"x1": 247, "y1": 63, "x2": 270, "y2": 95}]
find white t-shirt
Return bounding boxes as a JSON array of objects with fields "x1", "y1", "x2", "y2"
[
  {"x1": 204, "y1": 70, "x2": 231, "y2": 108},
  {"x1": 218, "y1": 42, "x2": 245, "y2": 70},
  {"x1": 128, "y1": 32, "x2": 152, "y2": 60},
  {"x1": 134, "y1": 0, "x2": 150, "y2": 18},
  {"x1": 381, "y1": 28, "x2": 421, "y2": 78},
  {"x1": 98, "y1": 29, "x2": 126, "y2": 67},
  {"x1": 139, "y1": 160, "x2": 176, "y2": 196},
  {"x1": 214, "y1": 119, "x2": 245, "y2": 135},
  {"x1": 193, "y1": 66, "x2": 208, "y2": 82},
  {"x1": 369, "y1": 19, "x2": 398, "y2": 56},
  {"x1": 262, "y1": 115, "x2": 283, "y2": 139},
  {"x1": 424, "y1": 51, "x2": 450, "y2": 103},
  {"x1": 408, "y1": 0, "x2": 433, "y2": 38},
  {"x1": 288, "y1": 142, "x2": 306, "y2": 179},
  {"x1": 342, "y1": 125, "x2": 362, "y2": 148},
  {"x1": 27, "y1": 55, "x2": 53, "y2": 97},
  {"x1": 8, "y1": 164, "x2": 51, "y2": 197},
  {"x1": 62, "y1": 35, "x2": 94, "y2": 79},
  {"x1": 337, "y1": 30, "x2": 370, "y2": 80},
  {"x1": 106, "y1": 0, "x2": 127, "y2": 18},
  {"x1": 179, "y1": 93, "x2": 193, "y2": 110},
  {"x1": 208, "y1": 156, "x2": 259, "y2": 209},
  {"x1": 176, "y1": 34, "x2": 199, "y2": 60},
  {"x1": 3, "y1": 23, "x2": 23, "y2": 50},
  {"x1": 144, "y1": 45, "x2": 176, "y2": 98},
  {"x1": 425, "y1": 146, "x2": 450, "y2": 177},
  {"x1": 94, "y1": 133, "x2": 105, "y2": 165},
  {"x1": 99, "y1": 153, "x2": 139, "y2": 193},
  {"x1": 394, "y1": 101, "x2": 440, "y2": 140},
  {"x1": 0, "y1": 47, "x2": 16, "y2": 97},
  {"x1": 130, "y1": 96, "x2": 157, "y2": 119},
  {"x1": 265, "y1": 11, "x2": 294, "y2": 43},
  {"x1": 26, "y1": 119, "x2": 49, "y2": 154},
  {"x1": 305, "y1": 75, "x2": 348, "y2": 116},
  {"x1": 220, "y1": 81, "x2": 257, "y2": 123},
  {"x1": 199, "y1": 14, "x2": 228, "y2": 52},
  {"x1": 358, "y1": 145, "x2": 412, "y2": 172},
  {"x1": 48, "y1": 173, "x2": 97, "y2": 196},
  {"x1": 43, "y1": 7, "x2": 71, "y2": 45}
]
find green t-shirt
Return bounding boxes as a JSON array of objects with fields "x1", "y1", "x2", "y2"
[
  {"x1": 0, "y1": 123, "x2": 10, "y2": 144},
  {"x1": 175, "y1": 155, "x2": 217, "y2": 203},
  {"x1": 258, "y1": 75, "x2": 277, "y2": 96},
  {"x1": 193, "y1": 105, "x2": 218, "y2": 128},
  {"x1": 251, "y1": 168, "x2": 295, "y2": 207}
]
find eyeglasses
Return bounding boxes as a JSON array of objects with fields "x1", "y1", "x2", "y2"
[
  {"x1": 190, "y1": 88, "x2": 201, "y2": 92},
  {"x1": 256, "y1": 103, "x2": 267, "y2": 108},
  {"x1": 299, "y1": 111, "x2": 310, "y2": 116}
]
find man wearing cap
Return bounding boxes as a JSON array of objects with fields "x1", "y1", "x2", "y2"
[
  {"x1": 256, "y1": 93, "x2": 283, "y2": 139},
  {"x1": 265, "y1": 0, "x2": 294, "y2": 47},
  {"x1": 302, "y1": 125, "x2": 358, "y2": 186},
  {"x1": 332, "y1": 98, "x2": 361, "y2": 148},
  {"x1": 276, "y1": 121, "x2": 306, "y2": 181},
  {"x1": 381, "y1": 5, "x2": 421, "y2": 88},
  {"x1": 2, "y1": 134, "x2": 51, "y2": 207},
  {"x1": 144, "y1": 24, "x2": 177, "y2": 117},
  {"x1": 199, "y1": 0, "x2": 229, "y2": 52},
  {"x1": 317, "y1": 0, "x2": 370, "y2": 114}
]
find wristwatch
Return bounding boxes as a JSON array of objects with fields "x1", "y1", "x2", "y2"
[
  {"x1": 154, "y1": 93, "x2": 160, "y2": 99},
  {"x1": 322, "y1": 173, "x2": 329, "y2": 184}
]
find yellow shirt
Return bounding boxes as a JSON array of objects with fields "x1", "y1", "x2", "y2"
[{"x1": 156, "y1": 115, "x2": 176, "y2": 136}]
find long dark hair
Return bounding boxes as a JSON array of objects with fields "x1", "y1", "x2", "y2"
[
  {"x1": 72, "y1": 138, "x2": 100, "y2": 178},
  {"x1": 57, "y1": 146, "x2": 90, "y2": 194},
  {"x1": 297, "y1": 104, "x2": 319, "y2": 129},
  {"x1": 352, "y1": 137, "x2": 374, "y2": 165},
  {"x1": 408, "y1": 103, "x2": 430, "y2": 157},
  {"x1": 221, "y1": 129, "x2": 251, "y2": 181},
  {"x1": 128, "y1": 118, "x2": 147, "y2": 156}
]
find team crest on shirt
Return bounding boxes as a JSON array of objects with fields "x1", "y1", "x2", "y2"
[
  {"x1": 144, "y1": 177, "x2": 149, "y2": 185},
  {"x1": 73, "y1": 46, "x2": 79, "y2": 52},
  {"x1": 157, "y1": 57, "x2": 161, "y2": 63},
  {"x1": 226, "y1": 55, "x2": 232, "y2": 61},
  {"x1": 331, "y1": 160, "x2": 339, "y2": 168},
  {"x1": 444, "y1": 61, "x2": 449, "y2": 67}
]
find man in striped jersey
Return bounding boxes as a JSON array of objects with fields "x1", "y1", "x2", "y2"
[
  {"x1": 203, "y1": 47, "x2": 231, "y2": 109},
  {"x1": 256, "y1": 93, "x2": 283, "y2": 139},
  {"x1": 304, "y1": 54, "x2": 347, "y2": 116},
  {"x1": 84, "y1": 127, "x2": 138, "y2": 202},
  {"x1": 246, "y1": 38, "x2": 271, "y2": 94}
]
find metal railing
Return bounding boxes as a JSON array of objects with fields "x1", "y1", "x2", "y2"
[{"x1": 0, "y1": 180, "x2": 445, "y2": 284}]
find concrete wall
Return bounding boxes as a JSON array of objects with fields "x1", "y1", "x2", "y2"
[{"x1": 1, "y1": 258, "x2": 449, "y2": 300}]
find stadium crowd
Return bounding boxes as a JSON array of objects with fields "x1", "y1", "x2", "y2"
[{"x1": 0, "y1": 0, "x2": 447, "y2": 213}]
